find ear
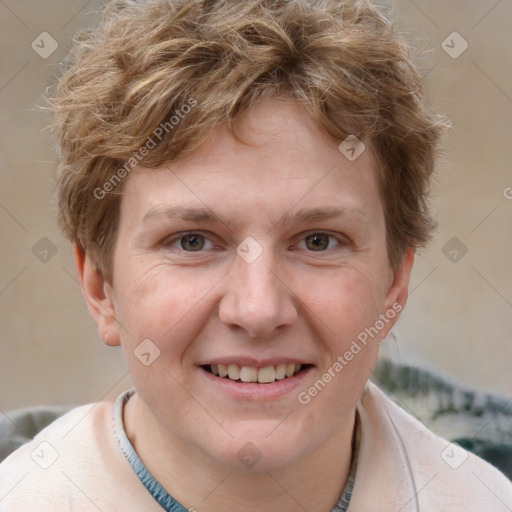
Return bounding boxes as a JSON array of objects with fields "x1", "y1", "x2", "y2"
[
  {"x1": 73, "y1": 242, "x2": 121, "y2": 346},
  {"x1": 379, "y1": 247, "x2": 415, "y2": 339}
]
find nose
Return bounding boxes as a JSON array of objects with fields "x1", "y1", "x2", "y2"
[{"x1": 218, "y1": 249, "x2": 298, "y2": 338}]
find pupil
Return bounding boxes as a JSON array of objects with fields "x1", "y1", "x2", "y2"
[
  {"x1": 307, "y1": 234, "x2": 328, "y2": 251},
  {"x1": 182, "y1": 235, "x2": 204, "y2": 251}
]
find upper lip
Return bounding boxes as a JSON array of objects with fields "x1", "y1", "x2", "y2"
[{"x1": 199, "y1": 357, "x2": 313, "y2": 368}]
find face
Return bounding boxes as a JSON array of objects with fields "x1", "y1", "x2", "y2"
[{"x1": 93, "y1": 98, "x2": 411, "y2": 471}]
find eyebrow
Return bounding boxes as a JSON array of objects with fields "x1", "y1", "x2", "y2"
[{"x1": 143, "y1": 205, "x2": 369, "y2": 231}]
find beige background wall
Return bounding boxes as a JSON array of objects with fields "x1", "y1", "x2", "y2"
[{"x1": 0, "y1": 0, "x2": 511, "y2": 411}]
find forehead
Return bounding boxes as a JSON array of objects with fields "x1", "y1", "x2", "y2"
[
  {"x1": 173, "y1": 98, "x2": 367, "y2": 176},
  {"x1": 122, "y1": 98, "x2": 383, "y2": 228}
]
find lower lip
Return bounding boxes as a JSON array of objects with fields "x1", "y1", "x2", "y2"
[{"x1": 198, "y1": 366, "x2": 314, "y2": 401}]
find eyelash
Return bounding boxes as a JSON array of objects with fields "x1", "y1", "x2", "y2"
[{"x1": 161, "y1": 231, "x2": 349, "y2": 253}]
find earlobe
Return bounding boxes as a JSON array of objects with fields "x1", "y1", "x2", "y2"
[
  {"x1": 380, "y1": 248, "x2": 415, "y2": 338},
  {"x1": 72, "y1": 243, "x2": 121, "y2": 346}
]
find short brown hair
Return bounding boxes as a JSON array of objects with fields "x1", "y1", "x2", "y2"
[{"x1": 48, "y1": 0, "x2": 447, "y2": 283}]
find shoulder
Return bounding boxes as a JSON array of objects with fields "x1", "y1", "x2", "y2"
[
  {"x1": 0, "y1": 398, "x2": 156, "y2": 511},
  {"x1": 357, "y1": 382, "x2": 512, "y2": 511}
]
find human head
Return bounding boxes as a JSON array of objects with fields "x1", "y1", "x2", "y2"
[
  {"x1": 48, "y1": 0, "x2": 447, "y2": 481},
  {"x1": 74, "y1": 96, "x2": 415, "y2": 477},
  {"x1": 49, "y1": 0, "x2": 446, "y2": 284}
]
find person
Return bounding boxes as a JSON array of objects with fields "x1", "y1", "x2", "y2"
[{"x1": 0, "y1": 0, "x2": 511, "y2": 510}]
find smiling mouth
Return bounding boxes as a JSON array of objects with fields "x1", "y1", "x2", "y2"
[{"x1": 202, "y1": 363, "x2": 311, "y2": 384}]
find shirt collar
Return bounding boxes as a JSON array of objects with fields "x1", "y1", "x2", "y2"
[{"x1": 113, "y1": 388, "x2": 360, "y2": 512}]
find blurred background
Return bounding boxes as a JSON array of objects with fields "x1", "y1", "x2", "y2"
[{"x1": 0, "y1": 0, "x2": 511, "y2": 411}]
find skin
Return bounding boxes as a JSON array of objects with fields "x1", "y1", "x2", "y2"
[{"x1": 75, "y1": 97, "x2": 414, "y2": 512}]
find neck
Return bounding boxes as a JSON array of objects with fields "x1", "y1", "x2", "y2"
[{"x1": 124, "y1": 394, "x2": 355, "y2": 512}]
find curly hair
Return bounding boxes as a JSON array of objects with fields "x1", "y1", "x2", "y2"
[{"x1": 47, "y1": 0, "x2": 447, "y2": 283}]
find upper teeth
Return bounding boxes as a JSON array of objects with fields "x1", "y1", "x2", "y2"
[{"x1": 210, "y1": 363, "x2": 302, "y2": 383}]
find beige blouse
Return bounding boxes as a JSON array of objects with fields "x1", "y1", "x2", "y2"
[{"x1": 0, "y1": 381, "x2": 511, "y2": 511}]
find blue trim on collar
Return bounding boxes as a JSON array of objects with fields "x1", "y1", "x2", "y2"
[{"x1": 113, "y1": 389, "x2": 188, "y2": 512}]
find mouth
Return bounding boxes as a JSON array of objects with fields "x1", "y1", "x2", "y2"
[{"x1": 201, "y1": 363, "x2": 312, "y2": 384}]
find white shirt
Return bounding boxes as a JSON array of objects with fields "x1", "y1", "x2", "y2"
[{"x1": 0, "y1": 382, "x2": 511, "y2": 511}]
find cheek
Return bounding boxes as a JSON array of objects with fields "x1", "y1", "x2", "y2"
[
  {"x1": 297, "y1": 265, "x2": 385, "y2": 340},
  {"x1": 294, "y1": 265, "x2": 385, "y2": 401},
  {"x1": 112, "y1": 265, "x2": 219, "y2": 417},
  {"x1": 295, "y1": 270, "x2": 383, "y2": 424},
  {"x1": 114, "y1": 263, "x2": 221, "y2": 353}
]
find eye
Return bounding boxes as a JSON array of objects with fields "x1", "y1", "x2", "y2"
[
  {"x1": 165, "y1": 233, "x2": 215, "y2": 252},
  {"x1": 296, "y1": 232, "x2": 343, "y2": 252}
]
